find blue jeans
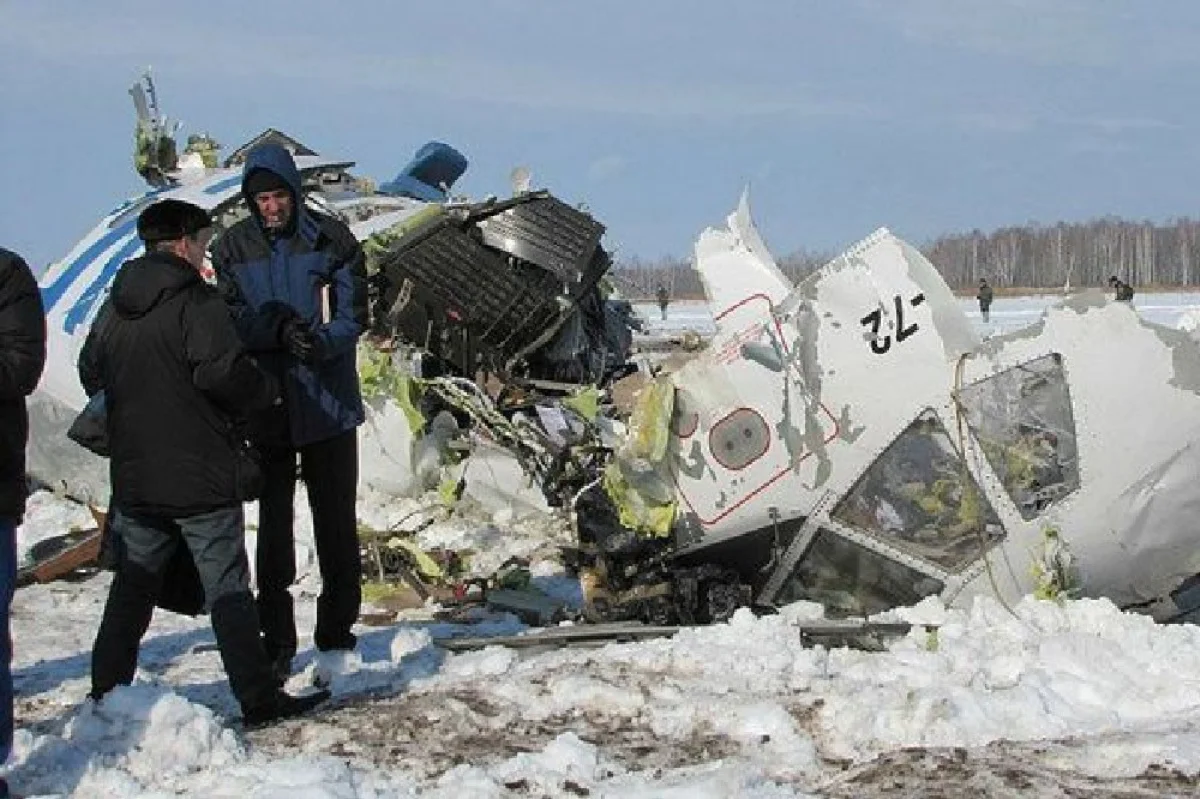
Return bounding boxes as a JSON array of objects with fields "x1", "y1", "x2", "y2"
[{"x1": 0, "y1": 519, "x2": 15, "y2": 766}]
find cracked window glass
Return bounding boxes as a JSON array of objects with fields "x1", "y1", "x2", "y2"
[
  {"x1": 774, "y1": 528, "x2": 944, "y2": 616},
  {"x1": 831, "y1": 410, "x2": 1005, "y2": 572},
  {"x1": 956, "y1": 353, "x2": 1079, "y2": 520}
]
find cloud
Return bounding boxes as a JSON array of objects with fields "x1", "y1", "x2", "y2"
[
  {"x1": 855, "y1": 0, "x2": 1200, "y2": 68},
  {"x1": 587, "y1": 155, "x2": 626, "y2": 181},
  {"x1": 952, "y1": 110, "x2": 1174, "y2": 139},
  {"x1": 0, "y1": 4, "x2": 881, "y2": 123},
  {"x1": 1072, "y1": 117, "x2": 1175, "y2": 135},
  {"x1": 953, "y1": 113, "x2": 1037, "y2": 135}
]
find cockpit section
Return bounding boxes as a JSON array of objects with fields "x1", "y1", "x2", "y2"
[
  {"x1": 956, "y1": 353, "x2": 1080, "y2": 520},
  {"x1": 754, "y1": 408, "x2": 1005, "y2": 618},
  {"x1": 831, "y1": 409, "x2": 1005, "y2": 573},
  {"x1": 770, "y1": 528, "x2": 945, "y2": 617}
]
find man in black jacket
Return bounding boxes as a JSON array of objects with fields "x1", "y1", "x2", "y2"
[
  {"x1": 79, "y1": 199, "x2": 328, "y2": 726},
  {"x1": 0, "y1": 247, "x2": 45, "y2": 797}
]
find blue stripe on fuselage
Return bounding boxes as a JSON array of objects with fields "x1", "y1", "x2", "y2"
[
  {"x1": 204, "y1": 175, "x2": 241, "y2": 195},
  {"x1": 41, "y1": 218, "x2": 139, "y2": 312},
  {"x1": 62, "y1": 232, "x2": 145, "y2": 335}
]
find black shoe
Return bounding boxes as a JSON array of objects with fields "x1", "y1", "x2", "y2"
[{"x1": 242, "y1": 688, "x2": 331, "y2": 729}]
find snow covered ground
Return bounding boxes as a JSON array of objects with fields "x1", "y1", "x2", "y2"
[{"x1": 7, "y1": 292, "x2": 1200, "y2": 797}]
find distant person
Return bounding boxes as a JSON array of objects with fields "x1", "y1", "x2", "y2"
[
  {"x1": 1108, "y1": 275, "x2": 1134, "y2": 302},
  {"x1": 80, "y1": 199, "x2": 329, "y2": 727},
  {"x1": 0, "y1": 247, "x2": 45, "y2": 797},
  {"x1": 976, "y1": 279, "x2": 994, "y2": 323},
  {"x1": 656, "y1": 283, "x2": 670, "y2": 321},
  {"x1": 212, "y1": 142, "x2": 368, "y2": 687}
]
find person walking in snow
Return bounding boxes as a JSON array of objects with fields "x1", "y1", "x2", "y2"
[
  {"x1": 0, "y1": 246, "x2": 44, "y2": 797},
  {"x1": 80, "y1": 199, "x2": 329, "y2": 727},
  {"x1": 1109, "y1": 275, "x2": 1135, "y2": 302},
  {"x1": 212, "y1": 143, "x2": 368, "y2": 686},
  {"x1": 656, "y1": 283, "x2": 670, "y2": 321},
  {"x1": 976, "y1": 278, "x2": 994, "y2": 323}
]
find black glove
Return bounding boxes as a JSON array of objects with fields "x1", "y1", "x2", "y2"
[{"x1": 279, "y1": 317, "x2": 323, "y2": 364}]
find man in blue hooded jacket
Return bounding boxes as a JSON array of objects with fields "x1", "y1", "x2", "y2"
[{"x1": 212, "y1": 143, "x2": 367, "y2": 684}]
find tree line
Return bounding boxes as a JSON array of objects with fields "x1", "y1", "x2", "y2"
[{"x1": 611, "y1": 216, "x2": 1200, "y2": 299}]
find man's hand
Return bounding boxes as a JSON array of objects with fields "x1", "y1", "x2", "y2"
[{"x1": 279, "y1": 317, "x2": 324, "y2": 364}]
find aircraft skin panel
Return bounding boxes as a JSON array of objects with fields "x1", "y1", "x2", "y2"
[
  {"x1": 673, "y1": 224, "x2": 972, "y2": 549},
  {"x1": 953, "y1": 297, "x2": 1200, "y2": 612},
  {"x1": 693, "y1": 190, "x2": 793, "y2": 343},
  {"x1": 670, "y1": 292, "x2": 840, "y2": 531},
  {"x1": 674, "y1": 214, "x2": 836, "y2": 537},
  {"x1": 36, "y1": 157, "x2": 357, "y2": 412}
]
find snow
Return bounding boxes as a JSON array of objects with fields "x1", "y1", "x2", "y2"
[
  {"x1": 6, "y1": 293, "x2": 1200, "y2": 796},
  {"x1": 11, "y1": 493, "x2": 1200, "y2": 796}
]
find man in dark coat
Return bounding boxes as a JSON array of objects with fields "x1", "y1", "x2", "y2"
[
  {"x1": 655, "y1": 283, "x2": 670, "y2": 321},
  {"x1": 1109, "y1": 275, "x2": 1135, "y2": 302},
  {"x1": 0, "y1": 247, "x2": 45, "y2": 796},
  {"x1": 212, "y1": 143, "x2": 368, "y2": 684},
  {"x1": 80, "y1": 199, "x2": 328, "y2": 726},
  {"x1": 976, "y1": 279, "x2": 994, "y2": 323}
]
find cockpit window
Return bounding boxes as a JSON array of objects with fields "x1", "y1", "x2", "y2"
[
  {"x1": 832, "y1": 409, "x2": 1005, "y2": 572},
  {"x1": 773, "y1": 528, "x2": 944, "y2": 616},
  {"x1": 956, "y1": 353, "x2": 1079, "y2": 520}
]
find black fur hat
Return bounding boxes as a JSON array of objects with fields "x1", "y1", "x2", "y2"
[{"x1": 137, "y1": 199, "x2": 212, "y2": 244}]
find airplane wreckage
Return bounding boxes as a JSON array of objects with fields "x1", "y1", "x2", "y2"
[{"x1": 22, "y1": 73, "x2": 1200, "y2": 639}]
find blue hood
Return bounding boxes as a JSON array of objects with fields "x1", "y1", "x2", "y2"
[{"x1": 241, "y1": 143, "x2": 304, "y2": 230}]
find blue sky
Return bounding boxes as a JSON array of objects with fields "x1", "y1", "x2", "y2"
[{"x1": 3, "y1": 0, "x2": 1200, "y2": 270}]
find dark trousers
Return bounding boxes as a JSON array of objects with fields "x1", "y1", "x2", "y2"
[
  {"x1": 256, "y1": 429, "x2": 361, "y2": 660},
  {"x1": 0, "y1": 520, "x2": 15, "y2": 766},
  {"x1": 91, "y1": 507, "x2": 277, "y2": 711}
]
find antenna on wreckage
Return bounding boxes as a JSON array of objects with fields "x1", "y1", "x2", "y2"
[{"x1": 129, "y1": 66, "x2": 180, "y2": 189}]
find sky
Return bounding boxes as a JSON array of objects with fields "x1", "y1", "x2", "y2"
[{"x1": 4, "y1": 1, "x2": 1200, "y2": 271}]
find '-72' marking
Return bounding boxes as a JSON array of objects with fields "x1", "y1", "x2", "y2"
[{"x1": 860, "y1": 293, "x2": 926, "y2": 354}]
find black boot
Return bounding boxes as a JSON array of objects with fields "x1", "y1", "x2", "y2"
[{"x1": 241, "y1": 688, "x2": 331, "y2": 728}]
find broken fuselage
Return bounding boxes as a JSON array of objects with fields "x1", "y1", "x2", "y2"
[{"x1": 584, "y1": 195, "x2": 1200, "y2": 625}]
